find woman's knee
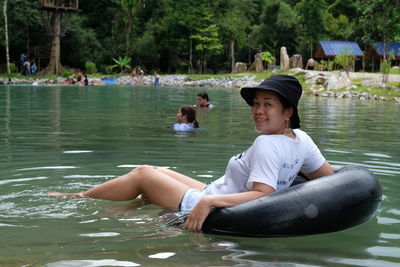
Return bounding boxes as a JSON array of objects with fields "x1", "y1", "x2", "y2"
[
  {"x1": 128, "y1": 164, "x2": 152, "y2": 175},
  {"x1": 133, "y1": 165, "x2": 156, "y2": 177}
]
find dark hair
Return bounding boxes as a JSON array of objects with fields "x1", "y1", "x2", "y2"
[
  {"x1": 180, "y1": 105, "x2": 199, "y2": 128},
  {"x1": 197, "y1": 92, "x2": 209, "y2": 101},
  {"x1": 274, "y1": 92, "x2": 295, "y2": 128}
]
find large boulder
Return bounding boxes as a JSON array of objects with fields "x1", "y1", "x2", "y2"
[
  {"x1": 289, "y1": 54, "x2": 303, "y2": 69},
  {"x1": 248, "y1": 53, "x2": 264, "y2": 72},
  {"x1": 280, "y1": 47, "x2": 290, "y2": 70},
  {"x1": 233, "y1": 62, "x2": 247, "y2": 73},
  {"x1": 326, "y1": 73, "x2": 352, "y2": 90}
]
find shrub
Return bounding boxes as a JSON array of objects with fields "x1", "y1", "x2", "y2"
[
  {"x1": 334, "y1": 52, "x2": 356, "y2": 76},
  {"x1": 85, "y1": 61, "x2": 97, "y2": 74},
  {"x1": 9, "y1": 63, "x2": 16, "y2": 73}
]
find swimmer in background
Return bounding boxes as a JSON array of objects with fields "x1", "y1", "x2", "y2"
[
  {"x1": 195, "y1": 92, "x2": 214, "y2": 108},
  {"x1": 172, "y1": 105, "x2": 199, "y2": 131}
]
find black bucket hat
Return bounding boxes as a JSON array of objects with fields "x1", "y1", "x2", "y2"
[{"x1": 240, "y1": 74, "x2": 302, "y2": 129}]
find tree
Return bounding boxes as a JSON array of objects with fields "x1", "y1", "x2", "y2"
[
  {"x1": 295, "y1": 0, "x2": 328, "y2": 57},
  {"x1": 325, "y1": 13, "x2": 354, "y2": 40},
  {"x1": 252, "y1": 0, "x2": 298, "y2": 63},
  {"x1": 3, "y1": 0, "x2": 10, "y2": 74},
  {"x1": 216, "y1": 0, "x2": 255, "y2": 73},
  {"x1": 355, "y1": 0, "x2": 400, "y2": 58},
  {"x1": 117, "y1": 0, "x2": 146, "y2": 56},
  {"x1": 38, "y1": 2, "x2": 78, "y2": 75},
  {"x1": 190, "y1": 13, "x2": 223, "y2": 73}
]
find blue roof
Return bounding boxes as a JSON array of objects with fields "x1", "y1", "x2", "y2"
[
  {"x1": 319, "y1": 41, "x2": 363, "y2": 56},
  {"x1": 373, "y1": 42, "x2": 400, "y2": 56}
]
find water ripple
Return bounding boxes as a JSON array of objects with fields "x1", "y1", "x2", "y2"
[
  {"x1": 46, "y1": 259, "x2": 140, "y2": 267},
  {"x1": 0, "y1": 176, "x2": 47, "y2": 185},
  {"x1": 63, "y1": 175, "x2": 116, "y2": 179},
  {"x1": 17, "y1": 166, "x2": 78, "y2": 171},
  {"x1": 80, "y1": 232, "x2": 120, "y2": 237},
  {"x1": 63, "y1": 150, "x2": 93, "y2": 154}
]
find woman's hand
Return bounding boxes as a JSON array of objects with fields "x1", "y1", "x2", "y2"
[
  {"x1": 183, "y1": 195, "x2": 212, "y2": 232},
  {"x1": 183, "y1": 184, "x2": 273, "y2": 232}
]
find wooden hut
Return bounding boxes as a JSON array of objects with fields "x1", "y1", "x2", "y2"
[
  {"x1": 364, "y1": 42, "x2": 400, "y2": 72},
  {"x1": 365, "y1": 42, "x2": 400, "y2": 60}
]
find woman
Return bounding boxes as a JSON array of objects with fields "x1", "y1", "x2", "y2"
[
  {"x1": 49, "y1": 75, "x2": 333, "y2": 232},
  {"x1": 172, "y1": 105, "x2": 199, "y2": 131}
]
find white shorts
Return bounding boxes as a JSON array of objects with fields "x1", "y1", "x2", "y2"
[{"x1": 179, "y1": 189, "x2": 205, "y2": 212}]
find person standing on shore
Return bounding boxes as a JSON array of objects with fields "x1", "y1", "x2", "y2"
[
  {"x1": 305, "y1": 57, "x2": 315, "y2": 70},
  {"x1": 31, "y1": 62, "x2": 37, "y2": 75},
  {"x1": 23, "y1": 59, "x2": 31, "y2": 76},
  {"x1": 154, "y1": 72, "x2": 160, "y2": 87}
]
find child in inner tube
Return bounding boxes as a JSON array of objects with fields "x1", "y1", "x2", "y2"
[
  {"x1": 172, "y1": 105, "x2": 199, "y2": 131},
  {"x1": 49, "y1": 75, "x2": 334, "y2": 232}
]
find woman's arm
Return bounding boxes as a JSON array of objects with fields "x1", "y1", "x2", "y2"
[
  {"x1": 303, "y1": 161, "x2": 334, "y2": 180},
  {"x1": 184, "y1": 182, "x2": 275, "y2": 231}
]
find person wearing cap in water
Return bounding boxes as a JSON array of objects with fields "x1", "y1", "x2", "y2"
[
  {"x1": 195, "y1": 92, "x2": 214, "y2": 108},
  {"x1": 49, "y1": 75, "x2": 334, "y2": 232}
]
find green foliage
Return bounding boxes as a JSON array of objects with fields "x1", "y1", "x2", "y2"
[
  {"x1": 319, "y1": 60, "x2": 335, "y2": 71},
  {"x1": 252, "y1": 1, "x2": 297, "y2": 57},
  {"x1": 85, "y1": 61, "x2": 97, "y2": 74},
  {"x1": 295, "y1": 0, "x2": 327, "y2": 56},
  {"x1": 9, "y1": 63, "x2": 16, "y2": 73},
  {"x1": 190, "y1": 13, "x2": 224, "y2": 73},
  {"x1": 261, "y1": 51, "x2": 275, "y2": 64},
  {"x1": 380, "y1": 54, "x2": 395, "y2": 84},
  {"x1": 106, "y1": 65, "x2": 114, "y2": 74},
  {"x1": 355, "y1": 0, "x2": 400, "y2": 45},
  {"x1": 2, "y1": 0, "x2": 400, "y2": 75},
  {"x1": 112, "y1": 56, "x2": 132, "y2": 73},
  {"x1": 334, "y1": 51, "x2": 356, "y2": 75},
  {"x1": 325, "y1": 13, "x2": 354, "y2": 40}
]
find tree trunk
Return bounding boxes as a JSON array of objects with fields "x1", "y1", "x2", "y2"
[
  {"x1": 39, "y1": 10, "x2": 65, "y2": 75},
  {"x1": 230, "y1": 40, "x2": 235, "y2": 74},
  {"x1": 189, "y1": 36, "x2": 193, "y2": 73},
  {"x1": 125, "y1": 6, "x2": 133, "y2": 56},
  {"x1": 3, "y1": 0, "x2": 10, "y2": 74}
]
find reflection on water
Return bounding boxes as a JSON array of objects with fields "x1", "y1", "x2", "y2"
[{"x1": 0, "y1": 85, "x2": 399, "y2": 266}]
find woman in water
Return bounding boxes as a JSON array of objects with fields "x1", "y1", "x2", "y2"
[
  {"x1": 49, "y1": 75, "x2": 333, "y2": 232},
  {"x1": 172, "y1": 105, "x2": 199, "y2": 131}
]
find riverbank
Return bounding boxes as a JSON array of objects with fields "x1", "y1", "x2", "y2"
[{"x1": 2, "y1": 69, "x2": 400, "y2": 102}]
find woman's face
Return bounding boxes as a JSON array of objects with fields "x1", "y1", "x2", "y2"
[
  {"x1": 176, "y1": 108, "x2": 187, "y2": 123},
  {"x1": 251, "y1": 90, "x2": 292, "y2": 135}
]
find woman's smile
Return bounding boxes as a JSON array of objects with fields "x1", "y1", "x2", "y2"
[{"x1": 251, "y1": 90, "x2": 288, "y2": 134}]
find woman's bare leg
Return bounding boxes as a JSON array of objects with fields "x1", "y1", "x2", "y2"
[
  {"x1": 156, "y1": 167, "x2": 206, "y2": 190},
  {"x1": 48, "y1": 165, "x2": 205, "y2": 211}
]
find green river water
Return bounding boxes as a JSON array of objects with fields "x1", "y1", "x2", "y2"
[{"x1": 0, "y1": 84, "x2": 399, "y2": 266}]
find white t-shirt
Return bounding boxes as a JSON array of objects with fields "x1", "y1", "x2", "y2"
[
  {"x1": 204, "y1": 129, "x2": 326, "y2": 195},
  {"x1": 172, "y1": 123, "x2": 195, "y2": 131}
]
